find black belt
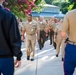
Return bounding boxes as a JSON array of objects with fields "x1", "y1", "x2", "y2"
[
  {"x1": 40, "y1": 30, "x2": 44, "y2": 31},
  {"x1": 27, "y1": 33, "x2": 35, "y2": 35},
  {"x1": 68, "y1": 40, "x2": 76, "y2": 45}
]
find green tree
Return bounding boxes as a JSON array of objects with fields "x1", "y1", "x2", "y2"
[
  {"x1": 52, "y1": 1, "x2": 70, "y2": 14},
  {"x1": 68, "y1": 0, "x2": 76, "y2": 10},
  {"x1": 52, "y1": 1, "x2": 60, "y2": 7},
  {"x1": 60, "y1": 2, "x2": 70, "y2": 14},
  {"x1": 33, "y1": 0, "x2": 46, "y2": 13},
  {"x1": 45, "y1": 0, "x2": 54, "y2": 4}
]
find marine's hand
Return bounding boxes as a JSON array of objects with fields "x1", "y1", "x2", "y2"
[{"x1": 14, "y1": 60, "x2": 21, "y2": 68}]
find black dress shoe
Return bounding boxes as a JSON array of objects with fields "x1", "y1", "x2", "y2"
[
  {"x1": 27, "y1": 56, "x2": 30, "y2": 60},
  {"x1": 56, "y1": 54, "x2": 58, "y2": 57},
  {"x1": 42, "y1": 44, "x2": 44, "y2": 48},
  {"x1": 40, "y1": 47, "x2": 42, "y2": 50},
  {"x1": 30, "y1": 58, "x2": 34, "y2": 61},
  {"x1": 62, "y1": 58, "x2": 64, "y2": 61},
  {"x1": 50, "y1": 42, "x2": 52, "y2": 45}
]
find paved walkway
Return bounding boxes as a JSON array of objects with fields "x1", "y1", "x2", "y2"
[{"x1": 15, "y1": 40, "x2": 76, "y2": 75}]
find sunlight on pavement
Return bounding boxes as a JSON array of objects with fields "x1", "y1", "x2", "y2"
[
  {"x1": 41, "y1": 56, "x2": 49, "y2": 61},
  {"x1": 35, "y1": 48, "x2": 54, "y2": 57},
  {"x1": 49, "y1": 56, "x2": 56, "y2": 60},
  {"x1": 40, "y1": 55, "x2": 56, "y2": 61}
]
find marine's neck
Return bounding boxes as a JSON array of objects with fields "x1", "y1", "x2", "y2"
[{"x1": 28, "y1": 20, "x2": 32, "y2": 22}]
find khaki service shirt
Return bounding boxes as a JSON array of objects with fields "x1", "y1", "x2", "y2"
[
  {"x1": 23, "y1": 20, "x2": 39, "y2": 35},
  {"x1": 48, "y1": 20, "x2": 56, "y2": 31},
  {"x1": 62, "y1": 9, "x2": 76, "y2": 42},
  {"x1": 54, "y1": 24, "x2": 62, "y2": 39},
  {"x1": 38, "y1": 20, "x2": 47, "y2": 31}
]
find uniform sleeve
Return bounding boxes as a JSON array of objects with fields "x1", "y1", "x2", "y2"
[
  {"x1": 9, "y1": 15, "x2": 22, "y2": 60},
  {"x1": 61, "y1": 15, "x2": 69, "y2": 33},
  {"x1": 54, "y1": 26, "x2": 57, "y2": 33},
  {"x1": 22, "y1": 22, "x2": 26, "y2": 31},
  {"x1": 37, "y1": 23, "x2": 40, "y2": 30}
]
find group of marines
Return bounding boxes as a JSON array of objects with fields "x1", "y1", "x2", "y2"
[{"x1": 18, "y1": 14, "x2": 66, "y2": 61}]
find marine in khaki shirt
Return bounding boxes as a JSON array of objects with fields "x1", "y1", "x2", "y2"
[
  {"x1": 38, "y1": 20, "x2": 47, "y2": 31},
  {"x1": 23, "y1": 20, "x2": 39, "y2": 35},
  {"x1": 54, "y1": 20, "x2": 64, "y2": 59},
  {"x1": 48, "y1": 17, "x2": 57, "y2": 47},
  {"x1": 61, "y1": 9, "x2": 76, "y2": 75},
  {"x1": 37, "y1": 16, "x2": 47, "y2": 50},
  {"x1": 48, "y1": 17, "x2": 57, "y2": 31},
  {"x1": 45, "y1": 20, "x2": 49, "y2": 38},
  {"x1": 22, "y1": 14, "x2": 40, "y2": 61}
]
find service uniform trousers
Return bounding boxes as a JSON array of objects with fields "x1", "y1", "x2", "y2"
[
  {"x1": 56, "y1": 36, "x2": 62, "y2": 55},
  {"x1": 38, "y1": 30, "x2": 46, "y2": 49},
  {"x1": 49, "y1": 30, "x2": 54, "y2": 45},
  {"x1": 26, "y1": 34, "x2": 36, "y2": 58},
  {"x1": 61, "y1": 40, "x2": 66, "y2": 59},
  {"x1": 64, "y1": 43, "x2": 76, "y2": 75}
]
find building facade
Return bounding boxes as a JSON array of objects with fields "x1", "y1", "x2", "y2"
[{"x1": 32, "y1": 4, "x2": 65, "y2": 19}]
